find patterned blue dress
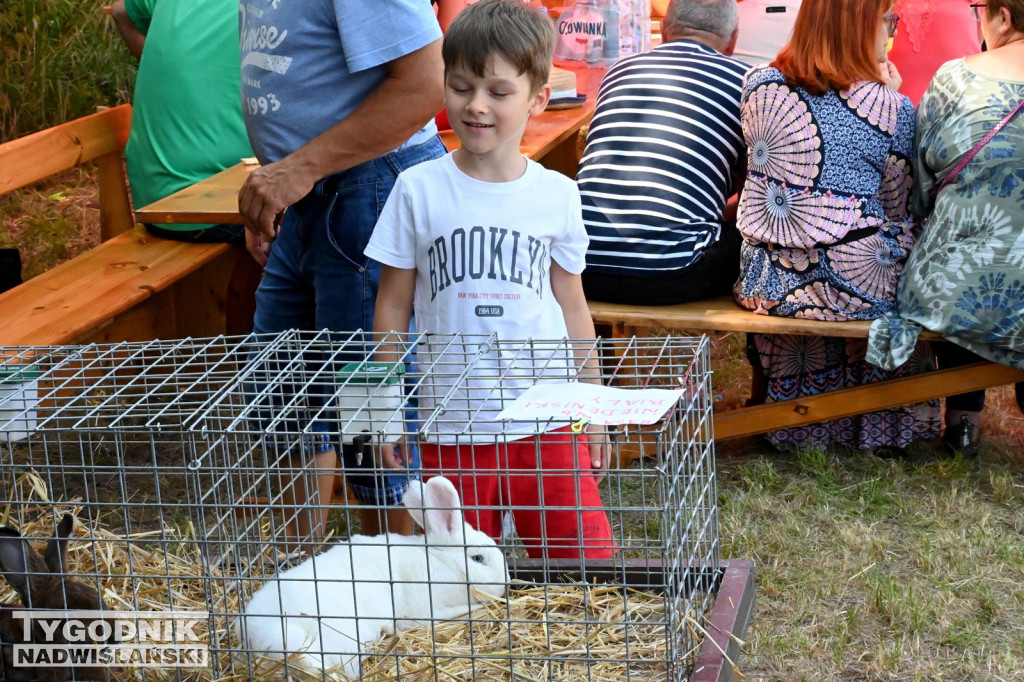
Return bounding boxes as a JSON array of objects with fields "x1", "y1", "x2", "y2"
[
  {"x1": 735, "y1": 66, "x2": 942, "y2": 450},
  {"x1": 868, "y1": 59, "x2": 1024, "y2": 371}
]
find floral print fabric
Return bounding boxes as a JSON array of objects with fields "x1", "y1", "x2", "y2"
[
  {"x1": 750, "y1": 336, "x2": 940, "y2": 450},
  {"x1": 868, "y1": 59, "x2": 1024, "y2": 371},
  {"x1": 735, "y1": 66, "x2": 942, "y2": 450},
  {"x1": 736, "y1": 66, "x2": 918, "y2": 315}
]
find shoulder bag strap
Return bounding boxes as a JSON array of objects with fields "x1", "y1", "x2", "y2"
[{"x1": 937, "y1": 97, "x2": 1024, "y2": 194}]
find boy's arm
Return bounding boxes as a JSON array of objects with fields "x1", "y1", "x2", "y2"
[
  {"x1": 372, "y1": 264, "x2": 416, "y2": 469},
  {"x1": 551, "y1": 261, "x2": 609, "y2": 481},
  {"x1": 373, "y1": 264, "x2": 415, "y2": 361},
  {"x1": 551, "y1": 262, "x2": 599, "y2": 375}
]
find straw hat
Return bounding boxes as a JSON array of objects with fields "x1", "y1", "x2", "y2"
[{"x1": 546, "y1": 66, "x2": 587, "y2": 110}]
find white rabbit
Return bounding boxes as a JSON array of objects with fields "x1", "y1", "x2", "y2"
[{"x1": 237, "y1": 475, "x2": 509, "y2": 677}]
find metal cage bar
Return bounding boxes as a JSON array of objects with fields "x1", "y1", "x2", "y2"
[{"x1": 0, "y1": 333, "x2": 717, "y2": 681}]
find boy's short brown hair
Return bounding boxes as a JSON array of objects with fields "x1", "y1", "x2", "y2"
[{"x1": 442, "y1": 0, "x2": 556, "y2": 93}]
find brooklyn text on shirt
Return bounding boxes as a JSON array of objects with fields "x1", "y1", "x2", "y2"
[{"x1": 428, "y1": 226, "x2": 550, "y2": 303}]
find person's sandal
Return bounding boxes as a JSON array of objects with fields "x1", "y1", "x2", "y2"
[{"x1": 941, "y1": 415, "x2": 982, "y2": 457}]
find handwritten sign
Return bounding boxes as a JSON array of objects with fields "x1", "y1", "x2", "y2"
[{"x1": 496, "y1": 382, "x2": 685, "y2": 426}]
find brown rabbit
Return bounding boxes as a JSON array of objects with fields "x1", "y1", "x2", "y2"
[{"x1": 0, "y1": 514, "x2": 110, "y2": 681}]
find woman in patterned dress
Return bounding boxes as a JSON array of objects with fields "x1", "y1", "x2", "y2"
[
  {"x1": 868, "y1": 0, "x2": 1024, "y2": 452},
  {"x1": 734, "y1": 0, "x2": 943, "y2": 451}
]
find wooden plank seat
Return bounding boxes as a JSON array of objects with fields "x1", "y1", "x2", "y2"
[
  {"x1": 0, "y1": 226, "x2": 251, "y2": 345},
  {"x1": 0, "y1": 105, "x2": 258, "y2": 347},
  {"x1": 589, "y1": 296, "x2": 1024, "y2": 443},
  {"x1": 589, "y1": 295, "x2": 944, "y2": 340}
]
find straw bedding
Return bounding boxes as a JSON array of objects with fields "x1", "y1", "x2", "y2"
[
  {"x1": 356, "y1": 584, "x2": 697, "y2": 682},
  {"x1": 240, "y1": 582, "x2": 702, "y2": 682},
  {"x1": 0, "y1": 472, "x2": 707, "y2": 681},
  {"x1": 0, "y1": 472, "x2": 214, "y2": 681}
]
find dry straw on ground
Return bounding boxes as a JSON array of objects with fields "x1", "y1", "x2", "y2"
[
  {"x1": 1, "y1": 472, "x2": 712, "y2": 682},
  {"x1": 358, "y1": 583, "x2": 688, "y2": 682},
  {"x1": 236, "y1": 583, "x2": 701, "y2": 682},
  {"x1": 0, "y1": 474, "x2": 211, "y2": 619},
  {"x1": 0, "y1": 472, "x2": 213, "y2": 681}
]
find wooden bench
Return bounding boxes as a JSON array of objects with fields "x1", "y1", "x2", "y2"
[
  {"x1": 0, "y1": 105, "x2": 258, "y2": 346},
  {"x1": 589, "y1": 296, "x2": 1024, "y2": 442}
]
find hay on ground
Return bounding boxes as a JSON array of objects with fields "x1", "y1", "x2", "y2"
[
  {"x1": 3, "y1": 472, "x2": 711, "y2": 681},
  {"x1": 232, "y1": 583, "x2": 702, "y2": 681}
]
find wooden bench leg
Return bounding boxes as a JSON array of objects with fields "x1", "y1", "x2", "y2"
[
  {"x1": 85, "y1": 288, "x2": 180, "y2": 343},
  {"x1": 169, "y1": 246, "x2": 259, "y2": 338},
  {"x1": 599, "y1": 330, "x2": 686, "y2": 469},
  {"x1": 611, "y1": 424, "x2": 668, "y2": 469},
  {"x1": 538, "y1": 133, "x2": 582, "y2": 178}
]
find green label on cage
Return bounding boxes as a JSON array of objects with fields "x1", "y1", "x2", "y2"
[{"x1": 336, "y1": 362, "x2": 404, "y2": 385}]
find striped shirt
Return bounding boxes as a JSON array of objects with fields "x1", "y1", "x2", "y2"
[{"x1": 578, "y1": 40, "x2": 748, "y2": 275}]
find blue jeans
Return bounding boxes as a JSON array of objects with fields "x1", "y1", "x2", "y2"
[{"x1": 253, "y1": 137, "x2": 446, "y2": 505}]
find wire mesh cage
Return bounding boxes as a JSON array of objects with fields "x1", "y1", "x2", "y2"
[
  {"x1": 0, "y1": 331, "x2": 719, "y2": 681},
  {"x1": 0, "y1": 340, "x2": 234, "y2": 681}
]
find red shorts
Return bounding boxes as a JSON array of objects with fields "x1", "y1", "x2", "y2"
[{"x1": 420, "y1": 426, "x2": 614, "y2": 559}]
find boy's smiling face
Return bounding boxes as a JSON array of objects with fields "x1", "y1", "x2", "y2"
[{"x1": 445, "y1": 55, "x2": 550, "y2": 181}]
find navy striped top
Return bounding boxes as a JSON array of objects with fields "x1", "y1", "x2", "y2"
[{"x1": 578, "y1": 40, "x2": 749, "y2": 275}]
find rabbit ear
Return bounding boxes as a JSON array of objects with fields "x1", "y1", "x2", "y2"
[
  {"x1": 422, "y1": 477, "x2": 465, "y2": 544},
  {"x1": 44, "y1": 514, "x2": 74, "y2": 573},
  {"x1": 403, "y1": 479, "x2": 427, "y2": 531},
  {"x1": 0, "y1": 527, "x2": 34, "y2": 604}
]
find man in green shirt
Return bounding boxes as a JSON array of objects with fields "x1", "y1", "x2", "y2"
[{"x1": 111, "y1": 0, "x2": 253, "y2": 242}]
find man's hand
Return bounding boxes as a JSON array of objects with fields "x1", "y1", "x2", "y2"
[
  {"x1": 880, "y1": 60, "x2": 902, "y2": 91},
  {"x1": 238, "y1": 159, "x2": 317, "y2": 264},
  {"x1": 245, "y1": 227, "x2": 274, "y2": 267},
  {"x1": 586, "y1": 424, "x2": 611, "y2": 483}
]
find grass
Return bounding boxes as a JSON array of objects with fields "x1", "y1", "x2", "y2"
[
  {"x1": 718, "y1": 423, "x2": 1024, "y2": 680},
  {"x1": 630, "y1": 324, "x2": 1024, "y2": 680},
  {"x1": 0, "y1": 0, "x2": 135, "y2": 140},
  {"x1": 1, "y1": 0, "x2": 133, "y2": 281},
  {"x1": 0, "y1": 169, "x2": 101, "y2": 280}
]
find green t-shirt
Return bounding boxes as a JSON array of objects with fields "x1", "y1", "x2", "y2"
[{"x1": 125, "y1": 0, "x2": 252, "y2": 231}]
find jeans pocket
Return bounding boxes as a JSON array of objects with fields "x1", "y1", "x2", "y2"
[{"x1": 323, "y1": 182, "x2": 379, "y2": 270}]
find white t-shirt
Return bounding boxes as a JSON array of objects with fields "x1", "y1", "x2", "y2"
[
  {"x1": 366, "y1": 153, "x2": 589, "y2": 443},
  {"x1": 732, "y1": 0, "x2": 802, "y2": 66}
]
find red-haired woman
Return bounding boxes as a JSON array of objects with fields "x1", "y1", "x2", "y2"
[{"x1": 734, "y1": 0, "x2": 942, "y2": 452}]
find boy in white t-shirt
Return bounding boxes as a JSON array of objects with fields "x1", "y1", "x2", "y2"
[{"x1": 365, "y1": 0, "x2": 613, "y2": 559}]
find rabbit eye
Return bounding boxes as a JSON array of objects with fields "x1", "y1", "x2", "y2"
[{"x1": 471, "y1": 554, "x2": 484, "y2": 564}]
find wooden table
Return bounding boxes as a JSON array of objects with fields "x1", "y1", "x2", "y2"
[
  {"x1": 135, "y1": 162, "x2": 254, "y2": 225},
  {"x1": 135, "y1": 65, "x2": 605, "y2": 225}
]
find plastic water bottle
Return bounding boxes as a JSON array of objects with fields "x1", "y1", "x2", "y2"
[
  {"x1": 955, "y1": 415, "x2": 973, "y2": 451},
  {"x1": 619, "y1": 0, "x2": 634, "y2": 58}
]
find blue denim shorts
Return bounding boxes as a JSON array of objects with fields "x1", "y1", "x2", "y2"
[{"x1": 252, "y1": 137, "x2": 446, "y2": 506}]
